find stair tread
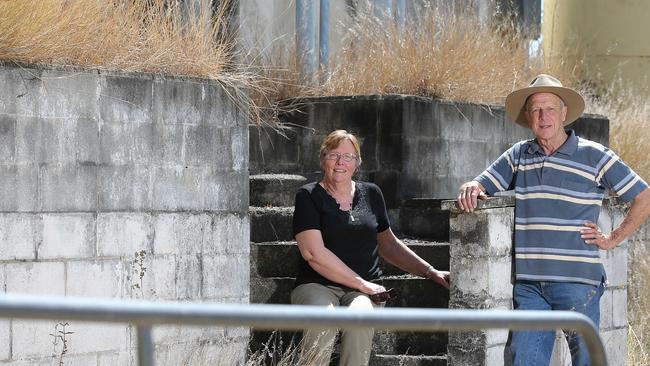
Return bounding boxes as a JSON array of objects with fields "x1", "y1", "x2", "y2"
[
  {"x1": 251, "y1": 239, "x2": 449, "y2": 246},
  {"x1": 250, "y1": 173, "x2": 307, "y2": 180}
]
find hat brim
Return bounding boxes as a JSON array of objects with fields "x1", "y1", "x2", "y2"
[{"x1": 505, "y1": 86, "x2": 585, "y2": 127}]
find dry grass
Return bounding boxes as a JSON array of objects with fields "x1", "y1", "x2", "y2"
[
  {"x1": 0, "y1": 0, "x2": 271, "y2": 122},
  {"x1": 320, "y1": 6, "x2": 578, "y2": 105},
  {"x1": 628, "y1": 255, "x2": 650, "y2": 366},
  {"x1": 0, "y1": 0, "x2": 230, "y2": 76}
]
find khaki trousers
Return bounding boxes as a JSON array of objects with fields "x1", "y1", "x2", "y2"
[{"x1": 291, "y1": 283, "x2": 380, "y2": 366}]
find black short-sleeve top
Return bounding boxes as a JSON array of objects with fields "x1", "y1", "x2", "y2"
[{"x1": 292, "y1": 181, "x2": 391, "y2": 287}]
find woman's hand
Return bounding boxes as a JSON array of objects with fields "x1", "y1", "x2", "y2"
[
  {"x1": 358, "y1": 280, "x2": 386, "y2": 295},
  {"x1": 426, "y1": 267, "x2": 451, "y2": 289}
]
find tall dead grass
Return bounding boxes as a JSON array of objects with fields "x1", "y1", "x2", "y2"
[
  {"x1": 0, "y1": 0, "x2": 231, "y2": 76},
  {"x1": 0, "y1": 0, "x2": 271, "y2": 122},
  {"x1": 321, "y1": 6, "x2": 577, "y2": 105}
]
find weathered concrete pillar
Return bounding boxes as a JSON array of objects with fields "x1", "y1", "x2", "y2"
[
  {"x1": 443, "y1": 196, "x2": 630, "y2": 366},
  {"x1": 443, "y1": 197, "x2": 515, "y2": 366}
]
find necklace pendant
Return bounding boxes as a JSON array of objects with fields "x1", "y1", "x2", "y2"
[{"x1": 350, "y1": 213, "x2": 355, "y2": 221}]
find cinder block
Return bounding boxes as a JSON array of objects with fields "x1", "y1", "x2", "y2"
[
  {"x1": 39, "y1": 214, "x2": 95, "y2": 259},
  {"x1": 66, "y1": 259, "x2": 124, "y2": 298},
  {"x1": 225, "y1": 326, "x2": 250, "y2": 339},
  {"x1": 202, "y1": 254, "x2": 246, "y2": 299},
  {"x1": 599, "y1": 288, "x2": 612, "y2": 330},
  {"x1": 485, "y1": 343, "x2": 508, "y2": 366},
  {"x1": 0, "y1": 213, "x2": 39, "y2": 260},
  {"x1": 181, "y1": 125, "x2": 232, "y2": 168},
  {"x1": 231, "y1": 126, "x2": 248, "y2": 171},
  {"x1": 99, "y1": 73, "x2": 153, "y2": 124},
  {"x1": 152, "y1": 167, "x2": 246, "y2": 212},
  {"x1": 600, "y1": 327, "x2": 627, "y2": 366},
  {"x1": 152, "y1": 77, "x2": 234, "y2": 127},
  {"x1": 152, "y1": 123, "x2": 185, "y2": 165},
  {"x1": 0, "y1": 68, "x2": 21, "y2": 115},
  {"x1": 450, "y1": 258, "x2": 489, "y2": 297},
  {"x1": 14, "y1": 115, "x2": 39, "y2": 164},
  {"x1": 97, "y1": 213, "x2": 153, "y2": 257},
  {"x1": 209, "y1": 213, "x2": 249, "y2": 255},
  {"x1": 175, "y1": 255, "x2": 202, "y2": 299},
  {"x1": 601, "y1": 245, "x2": 627, "y2": 287},
  {"x1": 40, "y1": 165, "x2": 97, "y2": 212},
  {"x1": 597, "y1": 207, "x2": 614, "y2": 234},
  {"x1": 0, "y1": 114, "x2": 15, "y2": 162},
  {"x1": 5, "y1": 262, "x2": 65, "y2": 295},
  {"x1": 611, "y1": 287, "x2": 627, "y2": 328},
  {"x1": 51, "y1": 353, "x2": 98, "y2": 365},
  {"x1": 151, "y1": 166, "x2": 210, "y2": 211},
  {"x1": 153, "y1": 213, "x2": 211, "y2": 255},
  {"x1": 0, "y1": 164, "x2": 38, "y2": 211},
  {"x1": 178, "y1": 326, "x2": 225, "y2": 345},
  {"x1": 11, "y1": 70, "x2": 42, "y2": 118},
  {"x1": 97, "y1": 349, "x2": 136, "y2": 366},
  {"x1": 11, "y1": 320, "x2": 61, "y2": 358},
  {"x1": 140, "y1": 255, "x2": 176, "y2": 300},
  {"x1": 488, "y1": 258, "x2": 514, "y2": 299},
  {"x1": 450, "y1": 208, "x2": 514, "y2": 258},
  {"x1": 154, "y1": 341, "x2": 228, "y2": 366},
  {"x1": 66, "y1": 323, "x2": 129, "y2": 354},
  {"x1": 485, "y1": 328, "x2": 509, "y2": 348},
  {"x1": 550, "y1": 330, "x2": 571, "y2": 366},
  {"x1": 37, "y1": 69, "x2": 99, "y2": 119},
  {"x1": 99, "y1": 122, "x2": 153, "y2": 165},
  {"x1": 98, "y1": 166, "x2": 152, "y2": 211},
  {"x1": 0, "y1": 320, "x2": 9, "y2": 360}
]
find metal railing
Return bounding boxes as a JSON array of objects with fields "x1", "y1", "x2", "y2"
[{"x1": 0, "y1": 294, "x2": 607, "y2": 366}]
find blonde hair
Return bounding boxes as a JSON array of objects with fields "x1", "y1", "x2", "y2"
[{"x1": 319, "y1": 129, "x2": 362, "y2": 165}]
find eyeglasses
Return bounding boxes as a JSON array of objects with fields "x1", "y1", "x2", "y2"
[
  {"x1": 369, "y1": 288, "x2": 399, "y2": 303},
  {"x1": 526, "y1": 105, "x2": 562, "y2": 117},
  {"x1": 323, "y1": 152, "x2": 357, "y2": 163}
]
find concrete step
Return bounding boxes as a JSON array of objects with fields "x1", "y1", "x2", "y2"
[
  {"x1": 250, "y1": 276, "x2": 449, "y2": 309},
  {"x1": 251, "y1": 240, "x2": 449, "y2": 278},
  {"x1": 249, "y1": 206, "x2": 294, "y2": 243},
  {"x1": 381, "y1": 239, "x2": 449, "y2": 275},
  {"x1": 374, "y1": 330, "x2": 447, "y2": 357},
  {"x1": 250, "y1": 174, "x2": 307, "y2": 207},
  {"x1": 400, "y1": 199, "x2": 449, "y2": 241},
  {"x1": 248, "y1": 332, "x2": 448, "y2": 366},
  {"x1": 250, "y1": 241, "x2": 301, "y2": 278},
  {"x1": 370, "y1": 354, "x2": 447, "y2": 366}
]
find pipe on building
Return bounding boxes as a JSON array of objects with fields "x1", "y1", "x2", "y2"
[
  {"x1": 319, "y1": 0, "x2": 330, "y2": 85},
  {"x1": 296, "y1": 0, "x2": 318, "y2": 86}
]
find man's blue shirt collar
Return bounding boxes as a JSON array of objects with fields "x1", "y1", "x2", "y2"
[{"x1": 527, "y1": 129, "x2": 578, "y2": 156}]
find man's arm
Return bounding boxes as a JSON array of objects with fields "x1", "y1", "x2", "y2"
[
  {"x1": 457, "y1": 181, "x2": 488, "y2": 213},
  {"x1": 581, "y1": 188, "x2": 650, "y2": 250}
]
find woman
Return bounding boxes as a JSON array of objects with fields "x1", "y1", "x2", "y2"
[{"x1": 291, "y1": 129, "x2": 450, "y2": 366}]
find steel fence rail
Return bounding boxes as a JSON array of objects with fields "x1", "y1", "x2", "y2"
[{"x1": 0, "y1": 294, "x2": 607, "y2": 366}]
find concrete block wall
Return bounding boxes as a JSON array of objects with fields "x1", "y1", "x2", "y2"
[
  {"x1": 443, "y1": 196, "x2": 634, "y2": 366},
  {"x1": 0, "y1": 64, "x2": 249, "y2": 365},
  {"x1": 251, "y1": 95, "x2": 609, "y2": 209}
]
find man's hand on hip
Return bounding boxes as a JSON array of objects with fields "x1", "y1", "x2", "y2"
[{"x1": 581, "y1": 221, "x2": 619, "y2": 250}]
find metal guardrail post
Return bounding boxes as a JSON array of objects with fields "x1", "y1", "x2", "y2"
[
  {"x1": 0, "y1": 295, "x2": 608, "y2": 366},
  {"x1": 137, "y1": 325, "x2": 154, "y2": 366}
]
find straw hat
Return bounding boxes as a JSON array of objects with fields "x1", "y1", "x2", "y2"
[{"x1": 505, "y1": 74, "x2": 585, "y2": 127}]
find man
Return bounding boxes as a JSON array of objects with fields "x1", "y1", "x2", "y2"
[{"x1": 456, "y1": 74, "x2": 650, "y2": 366}]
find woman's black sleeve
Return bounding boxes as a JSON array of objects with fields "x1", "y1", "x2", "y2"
[
  {"x1": 292, "y1": 188, "x2": 321, "y2": 237},
  {"x1": 370, "y1": 184, "x2": 390, "y2": 232}
]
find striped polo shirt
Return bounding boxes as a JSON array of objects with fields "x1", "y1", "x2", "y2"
[{"x1": 475, "y1": 130, "x2": 648, "y2": 285}]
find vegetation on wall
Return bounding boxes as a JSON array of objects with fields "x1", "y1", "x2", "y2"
[{"x1": 0, "y1": 1, "x2": 648, "y2": 364}]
